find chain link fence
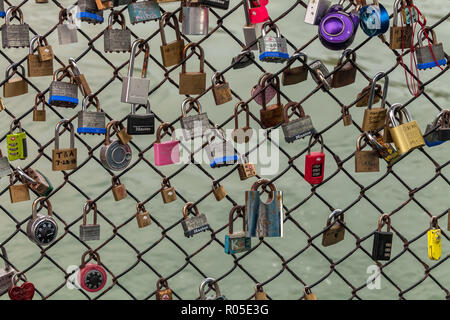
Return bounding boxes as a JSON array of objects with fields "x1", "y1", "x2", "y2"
[{"x1": 0, "y1": 0, "x2": 449, "y2": 300}]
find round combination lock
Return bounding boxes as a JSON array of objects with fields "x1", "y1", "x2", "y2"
[
  {"x1": 79, "y1": 251, "x2": 107, "y2": 293},
  {"x1": 26, "y1": 197, "x2": 58, "y2": 246},
  {"x1": 100, "y1": 121, "x2": 133, "y2": 171}
]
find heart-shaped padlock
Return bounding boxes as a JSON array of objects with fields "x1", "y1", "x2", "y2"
[
  {"x1": 79, "y1": 251, "x2": 107, "y2": 293},
  {"x1": 251, "y1": 73, "x2": 277, "y2": 106},
  {"x1": 8, "y1": 274, "x2": 35, "y2": 300}
]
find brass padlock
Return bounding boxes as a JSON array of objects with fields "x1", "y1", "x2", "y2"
[
  {"x1": 52, "y1": 120, "x2": 77, "y2": 171},
  {"x1": 303, "y1": 286, "x2": 317, "y2": 300},
  {"x1": 32, "y1": 94, "x2": 46, "y2": 122},
  {"x1": 356, "y1": 83, "x2": 381, "y2": 108},
  {"x1": 115, "y1": 121, "x2": 133, "y2": 145},
  {"x1": 361, "y1": 72, "x2": 388, "y2": 132},
  {"x1": 136, "y1": 202, "x2": 151, "y2": 228},
  {"x1": 179, "y1": 42, "x2": 206, "y2": 95},
  {"x1": 231, "y1": 101, "x2": 253, "y2": 144},
  {"x1": 9, "y1": 171, "x2": 30, "y2": 203},
  {"x1": 255, "y1": 284, "x2": 267, "y2": 300},
  {"x1": 321, "y1": 209, "x2": 345, "y2": 246},
  {"x1": 211, "y1": 72, "x2": 232, "y2": 106},
  {"x1": 282, "y1": 53, "x2": 308, "y2": 86},
  {"x1": 69, "y1": 58, "x2": 92, "y2": 97},
  {"x1": 22, "y1": 167, "x2": 53, "y2": 197},
  {"x1": 212, "y1": 182, "x2": 227, "y2": 201},
  {"x1": 388, "y1": 104, "x2": 425, "y2": 154},
  {"x1": 159, "y1": 12, "x2": 184, "y2": 68},
  {"x1": 389, "y1": 0, "x2": 413, "y2": 50},
  {"x1": 259, "y1": 75, "x2": 284, "y2": 129},
  {"x1": 238, "y1": 157, "x2": 257, "y2": 181},
  {"x1": 342, "y1": 106, "x2": 352, "y2": 126},
  {"x1": 3, "y1": 64, "x2": 28, "y2": 98},
  {"x1": 355, "y1": 133, "x2": 379, "y2": 173},
  {"x1": 156, "y1": 278, "x2": 173, "y2": 300},
  {"x1": 111, "y1": 177, "x2": 127, "y2": 201},
  {"x1": 37, "y1": 37, "x2": 53, "y2": 62},
  {"x1": 331, "y1": 49, "x2": 357, "y2": 88},
  {"x1": 161, "y1": 178, "x2": 177, "y2": 204},
  {"x1": 27, "y1": 35, "x2": 53, "y2": 77}
]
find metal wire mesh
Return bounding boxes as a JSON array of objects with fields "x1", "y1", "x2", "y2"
[{"x1": 0, "y1": 0, "x2": 449, "y2": 300}]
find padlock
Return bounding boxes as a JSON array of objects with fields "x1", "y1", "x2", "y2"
[
  {"x1": 136, "y1": 202, "x2": 151, "y2": 228},
  {"x1": 128, "y1": 0, "x2": 161, "y2": 24},
  {"x1": 159, "y1": 12, "x2": 184, "y2": 67},
  {"x1": 224, "y1": 205, "x2": 251, "y2": 254},
  {"x1": 78, "y1": 251, "x2": 107, "y2": 292},
  {"x1": 57, "y1": 9, "x2": 78, "y2": 45},
  {"x1": 127, "y1": 101, "x2": 155, "y2": 135},
  {"x1": 304, "y1": 0, "x2": 330, "y2": 25},
  {"x1": 231, "y1": 50, "x2": 255, "y2": 69},
  {"x1": 282, "y1": 53, "x2": 309, "y2": 86},
  {"x1": 6, "y1": 120, "x2": 28, "y2": 161},
  {"x1": 156, "y1": 278, "x2": 173, "y2": 300},
  {"x1": 212, "y1": 182, "x2": 227, "y2": 201},
  {"x1": 27, "y1": 35, "x2": 53, "y2": 77},
  {"x1": 401, "y1": 3, "x2": 418, "y2": 25},
  {"x1": 33, "y1": 94, "x2": 46, "y2": 122},
  {"x1": 245, "y1": 179, "x2": 283, "y2": 238},
  {"x1": 22, "y1": 167, "x2": 54, "y2": 197},
  {"x1": 231, "y1": 102, "x2": 253, "y2": 144},
  {"x1": 111, "y1": 177, "x2": 127, "y2": 201},
  {"x1": 366, "y1": 132, "x2": 401, "y2": 165},
  {"x1": 8, "y1": 273, "x2": 35, "y2": 300},
  {"x1": 180, "y1": 97, "x2": 211, "y2": 140},
  {"x1": 361, "y1": 72, "x2": 389, "y2": 132},
  {"x1": 104, "y1": 11, "x2": 131, "y2": 53},
  {"x1": 77, "y1": 96, "x2": 106, "y2": 135},
  {"x1": 179, "y1": 43, "x2": 206, "y2": 95},
  {"x1": 282, "y1": 102, "x2": 316, "y2": 143},
  {"x1": 181, "y1": 0, "x2": 209, "y2": 35},
  {"x1": 251, "y1": 72, "x2": 277, "y2": 106},
  {"x1": 3, "y1": 64, "x2": 28, "y2": 98},
  {"x1": 49, "y1": 68, "x2": 79, "y2": 108},
  {"x1": 205, "y1": 129, "x2": 238, "y2": 168},
  {"x1": 372, "y1": 214, "x2": 393, "y2": 261},
  {"x1": 78, "y1": 0, "x2": 104, "y2": 24},
  {"x1": 388, "y1": 104, "x2": 425, "y2": 154},
  {"x1": 0, "y1": 149, "x2": 12, "y2": 178},
  {"x1": 95, "y1": 0, "x2": 113, "y2": 10},
  {"x1": 255, "y1": 285, "x2": 267, "y2": 300},
  {"x1": 37, "y1": 37, "x2": 53, "y2": 62},
  {"x1": 415, "y1": 28, "x2": 447, "y2": 70},
  {"x1": 69, "y1": 58, "x2": 92, "y2": 97},
  {"x1": 199, "y1": 278, "x2": 226, "y2": 300},
  {"x1": 52, "y1": 120, "x2": 77, "y2": 171},
  {"x1": 247, "y1": 0, "x2": 269, "y2": 25},
  {"x1": 258, "y1": 22, "x2": 289, "y2": 63},
  {"x1": 332, "y1": 49, "x2": 357, "y2": 88},
  {"x1": 259, "y1": 76, "x2": 284, "y2": 129},
  {"x1": 1, "y1": 7, "x2": 29, "y2": 48},
  {"x1": 322, "y1": 209, "x2": 345, "y2": 246},
  {"x1": 238, "y1": 156, "x2": 257, "y2": 181},
  {"x1": 79, "y1": 201, "x2": 101, "y2": 241},
  {"x1": 359, "y1": 0, "x2": 389, "y2": 37},
  {"x1": 154, "y1": 123, "x2": 180, "y2": 166},
  {"x1": 181, "y1": 202, "x2": 210, "y2": 238},
  {"x1": 9, "y1": 171, "x2": 30, "y2": 203},
  {"x1": 437, "y1": 110, "x2": 450, "y2": 141},
  {"x1": 211, "y1": 72, "x2": 232, "y2": 106},
  {"x1": 310, "y1": 59, "x2": 332, "y2": 90},
  {"x1": 100, "y1": 121, "x2": 133, "y2": 171},
  {"x1": 242, "y1": 0, "x2": 262, "y2": 51},
  {"x1": 303, "y1": 286, "x2": 317, "y2": 300},
  {"x1": 355, "y1": 133, "x2": 380, "y2": 173},
  {"x1": 342, "y1": 106, "x2": 352, "y2": 126},
  {"x1": 356, "y1": 83, "x2": 381, "y2": 107},
  {"x1": 121, "y1": 39, "x2": 150, "y2": 104},
  {"x1": 389, "y1": 0, "x2": 413, "y2": 50},
  {"x1": 0, "y1": 247, "x2": 15, "y2": 295},
  {"x1": 424, "y1": 110, "x2": 446, "y2": 147},
  {"x1": 161, "y1": 178, "x2": 177, "y2": 203},
  {"x1": 305, "y1": 134, "x2": 325, "y2": 185},
  {"x1": 427, "y1": 216, "x2": 441, "y2": 261},
  {"x1": 27, "y1": 197, "x2": 58, "y2": 246},
  {"x1": 0, "y1": 0, "x2": 4, "y2": 17}
]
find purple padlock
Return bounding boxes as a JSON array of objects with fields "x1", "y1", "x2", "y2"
[{"x1": 318, "y1": 0, "x2": 359, "y2": 50}]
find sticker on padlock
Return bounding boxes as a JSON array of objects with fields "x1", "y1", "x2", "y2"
[
  {"x1": 366, "y1": 132, "x2": 401, "y2": 165},
  {"x1": 237, "y1": 155, "x2": 257, "y2": 181}
]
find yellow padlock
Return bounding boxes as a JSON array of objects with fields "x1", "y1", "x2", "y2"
[{"x1": 427, "y1": 216, "x2": 441, "y2": 261}]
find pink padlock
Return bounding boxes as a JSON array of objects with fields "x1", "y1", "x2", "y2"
[
  {"x1": 154, "y1": 123, "x2": 180, "y2": 166},
  {"x1": 248, "y1": 0, "x2": 269, "y2": 24}
]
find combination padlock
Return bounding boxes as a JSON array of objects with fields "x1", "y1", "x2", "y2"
[
  {"x1": 6, "y1": 119, "x2": 28, "y2": 161},
  {"x1": 100, "y1": 121, "x2": 132, "y2": 171},
  {"x1": 372, "y1": 214, "x2": 393, "y2": 261},
  {"x1": 78, "y1": 251, "x2": 107, "y2": 292},
  {"x1": 305, "y1": 134, "x2": 325, "y2": 185},
  {"x1": 27, "y1": 197, "x2": 58, "y2": 246}
]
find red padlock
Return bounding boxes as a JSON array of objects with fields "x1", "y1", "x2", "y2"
[
  {"x1": 78, "y1": 250, "x2": 107, "y2": 293},
  {"x1": 8, "y1": 274, "x2": 35, "y2": 300},
  {"x1": 248, "y1": 0, "x2": 269, "y2": 24},
  {"x1": 305, "y1": 134, "x2": 325, "y2": 185}
]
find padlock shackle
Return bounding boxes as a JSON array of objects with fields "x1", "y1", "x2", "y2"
[
  {"x1": 32, "y1": 196, "x2": 53, "y2": 220},
  {"x1": 131, "y1": 100, "x2": 151, "y2": 115},
  {"x1": 389, "y1": 103, "x2": 412, "y2": 127},
  {"x1": 182, "y1": 202, "x2": 200, "y2": 220},
  {"x1": 181, "y1": 42, "x2": 205, "y2": 74},
  {"x1": 156, "y1": 122, "x2": 176, "y2": 143},
  {"x1": 356, "y1": 133, "x2": 369, "y2": 152},
  {"x1": 54, "y1": 119, "x2": 75, "y2": 150},
  {"x1": 53, "y1": 67, "x2": 75, "y2": 83},
  {"x1": 307, "y1": 134, "x2": 324, "y2": 154},
  {"x1": 5, "y1": 64, "x2": 25, "y2": 79},
  {"x1": 83, "y1": 200, "x2": 98, "y2": 226},
  {"x1": 417, "y1": 27, "x2": 437, "y2": 48},
  {"x1": 34, "y1": 93, "x2": 46, "y2": 111},
  {"x1": 283, "y1": 101, "x2": 306, "y2": 124},
  {"x1": 392, "y1": 0, "x2": 403, "y2": 26},
  {"x1": 161, "y1": 177, "x2": 172, "y2": 189},
  {"x1": 107, "y1": 11, "x2": 126, "y2": 30},
  {"x1": 160, "y1": 12, "x2": 182, "y2": 45},
  {"x1": 82, "y1": 95, "x2": 101, "y2": 112},
  {"x1": 5, "y1": 6, "x2": 24, "y2": 25},
  {"x1": 261, "y1": 22, "x2": 281, "y2": 38},
  {"x1": 81, "y1": 250, "x2": 101, "y2": 267},
  {"x1": 9, "y1": 118, "x2": 23, "y2": 134},
  {"x1": 430, "y1": 216, "x2": 438, "y2": 229},
  {"x1": 367, "y1": 72, "x2": 388, "y2": 110},
  {"x1": 288, "y1": 52, "x2": 308, "y2": 67},
  {"x1": 104, "y1": 120, "x2": 116, "y2": 146},
  {"x1": 16, "y1": 166, "x2": 36, "y2": 185},
  {"x1": 327, "y1": 209, "x2": 344, "y2": 225},
  {"x1": 11, "y1": 272, "x2": 27, "y2": 286},
  {"x1": 199, "y1": 277, "x2": 221, "y2": 300},
  {"x1": 377, "y1": 214, "x2": 391, "y2": 232},
  {"x1": 69, "y1": 58, "x2": 82, "y2": 76},
  {"x1": 234, "y1": 101, "x2": 250, "y2": 130},
  {"x1": 156, "y1": 277, "x2": 169, "y2": 291},
  {"x1": 111, "y1": 176, "x2": 122, "y2": 186},
  {"x1": 250, "y1": 179, "x2": 276, "y2": 203},
  {"x1": 29, "y1": 35, "x2": 40, "y2": 54},
  {"x1": 211, "y1": 71, "x2": 226, "y2": 86},
  {"x1": 181, "y1": 97, "x2": 202, "y2": 117},
  {"x1": 338, "y1": 49, "x2": 356, "y2": 65},
  {"x1": 228, "y1": 205, "x2": 245, "y2": 235},
  {"x1": 366, "y1": 132, "x2": 386, "y2": 153},
  {"x1": 128, "y1": 39, "x2": 150, "y2": 79}
]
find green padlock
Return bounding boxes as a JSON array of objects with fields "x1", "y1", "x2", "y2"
[{"x1": 7, "y1": 120, "x2": 27, "y2": 161}]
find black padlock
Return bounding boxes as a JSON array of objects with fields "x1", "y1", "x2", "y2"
[
  {"x1": 372, "y1": 214, "x2": 393, "y2": 261},
  {"x1": 126, "y1": 101, "x2": 155, "y2": 135}
]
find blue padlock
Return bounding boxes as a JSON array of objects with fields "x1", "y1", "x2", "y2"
[
  {"x1": 77, "y1": 0, "x2": 104, "y2": 24},
  {"x1": 359, "y1": 0, "x2": 389, "y2": 37},
  {"x1": 224, "y1": 205, "x2": 251, "y2": 255},
  {"x1": 424, "y1": 110, "x2": 446, "y2": 147}
]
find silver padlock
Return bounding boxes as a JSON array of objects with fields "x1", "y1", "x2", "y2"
[
  {"x1": 309, "y1": 59, "x2": 332, "y2": 90},
  {"x1": 2, "y1": 7, "x2": 30, "y2": 48},
  {"x1": 49, "y1": 68, "x2": 79, "y2": 108},
  {"x1": 0, "y1": 247, "x2": 15, "y2": 295},
  {"x1": 182, "y1": 1, "x2": 209, "y2": 36},
  {"x1": 180, "y1": 98, "x2": 211, "y2": 141},
  {"x1": 79, "y1": 201, "x2": 100, "y2": 241},
  {"x1": 100, "y1": 121, "x2": 133, "y2": 171},
  {"x1": 121, "y1": 39, "x2": 150, "y2": 104},
  {"x1": 0, "y1": 149, "x2": 12, "y2": 179},
  {"x1": 128, "y1": 0, "x2": 161, "y2": 25},
  {"x1": 199, "y1": 278, "x2": 227, "y2": 300},
  {"x1": 77, "y1": 0, "x2": 104, "y2": 24},
  {"x1": 205, "y1": 128, "x2": 238, "y2": 168},
  {"x1": 181, "y1": 202, "x2": 210, "y2": 238},
  {"x1": 77, "y1": 96, "x2": 106, "y2": 135},
  {"x1": 242, "y1": 0, "x2": 261, "y2": 51},
  {"x1": 258, "y1": 22, "x2": 289, "y2": 63},
  {"x1": 126, "y1": 101, "x2": 155, "y2": 135},
  {"x1": 304, "y1": 0, "x2": 331, "y2": 25},
  {"x1": 104, "y1": 11, "x2": 131, "y2": 53},
  {"x1": 416, "y1": 28, "x2": 447, "y2": 70},
  {"x1": 27, "y1": 197, "x2": 58, "y2": 246},
  {"x1": 57, "y1": 9, "x2": 78, "y2": 45},
  {"x1": 282, "y1": 102, "x2": 316, "y2": 143}
]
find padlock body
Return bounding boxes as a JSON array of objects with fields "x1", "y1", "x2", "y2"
[
  {"x1": 126, "y1": 113, "x2": 155, "y2": 135},
  {"x1": 76, "y1": 10, "x2": 104, "y2": 24},
  {"x1": 104, "y1": 29, "x2": 131, "y2": 53},
  {"x1": 161, "y1": 186, "x2": 177, "y2": 203},
  {"x1": 243, "y1": 23, "x2": 261, "y2": 51},
  {"x1": 362, "y1": 108, "x2": 387, "y2": 132},
  {"x1": 121, "y1": 76, "x2": 150, "y2": 104},
  {"x1": 128, "y1": 1, "x2": 161, "y2": 24},
  {"x1": 27, "y1": 215, "x2": 58, "y2": 246},
  {"x1": 389, "y1": 121, "x2": 425, "y2": 154},
  {"x1": 260, "y1": 104, "x2": 284, "y2": 129},
  {"x1": 355, "y1": 150, "x2": 380, "y2": 173},
  {"x1": 182, "y1": 6, "x2": 209, "y2": 35},
  {"x1": 437, "y1": 127, "x2": 450, "y2": 141},
  {"x1": 331, "y1": 62, "x2": 356, "y2": 88},
  {"x1": 258, "y1": 36, "x2": 289, "y2": 63},
  {"x1": 206, "y1": 140, "x2": 238, "y2": 168},
  {"x1": 372, "y1": 231, "x2": 392, "y2": 261},
  {"x1": 79, "y1": 263, "x2": 107, "y2": 292},
  {"x1": 245, "y1": 190, "x2": 283, "y2": 238},
  {"x1": 3, "y1": 78, "x2": 28, "y2": 98},
  {"x1": 57, "y1": 24, "x2": 78, "y2": 45},
  {"x1": 154, "y1": 140, "x2": 180, "y2": 166},
  {"x1": 282, "y1": 116, "x2": 315, "y2": 143},
  {"x1": 179, "y1": 72, "x2": 206, "y2": 95},
  {"x1": 322, "y1": 223, "x2": 345, "y2": 246},
  {"x1": 78, "y1": 111, "x2": 106, "y2": 134},
  {"x1": 424, "y1": 123, "x2": 444, "y2": 147},
  {"x1": 212, "y1": 185, "x2": 227, "y2": 201},
  {"x1": 49, "y1": 81, "x2": 79, "y2": 108},
  {"x1": 100, "y1": 140, "x2": 132, "y2": 171},
  {"x1": 238, "y1": 163, "x2": 256, "y2": 181},
  {"x1": 389, "y1": 25, "x2": 412, "y2": 50},
  {"x1": 79, "y1": 224, "x2": 100, "y2": 241},
  {"x1": 416, "y1": 43, "x2": 447, "y2": 70},
  {"x1": 52, "y1": 148, "x2": 77, "y2": 171},
  {"x1": 0, "y1": 268, "x2": 15, "y2": 295},
  {"x1": 304, "y1": 0, "x2": 331, "y2": 25},
  {"x1": 2, "y1": 24, "x2": 30, "y2": 48},
  {"x1": 27, "y1": 54, "x2": 53, "y2": 77},
  {"x1": 182, "y1": 214, "x2": 209, "y2": 238},
  {"x1": 112, "y1": 183, "x2": 127, "y2": 201},
  {"x1": 191, "y1": 0, "x2": 229, "y2": 9},
  {"x1": 224, "y1": 232, "x2": 251, "y2": 254},
  {"x1": 0, "y1": 156, "x2": 11, "y2": 178},
  {"x1": 212, "y1": 82, "x2": 232, "y2": 106},
  {"x1": 305, "y1": 151, "x2": 325, "y2": 185},
  {"x1": 160, "y1": 39, "x2": 185, "y2": 67},
  {"x1": 33, "y1": 109, "x2": 46, "y2": 122},
  {"x1": 136, "y1": 211, "x2": 151, "y2": 228},
  {"x1": 156, "y1": 289, "x2": 173, "y2": 300},
  {"x1": 180, "y1": 113, "x2": 210, "y2": 140},
  {"x1": 282, "y1": 66, "x2": 308, "y2": 86},
  {"x1": 9, "y1": 184, "x2": 30, "y2": 203}
]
